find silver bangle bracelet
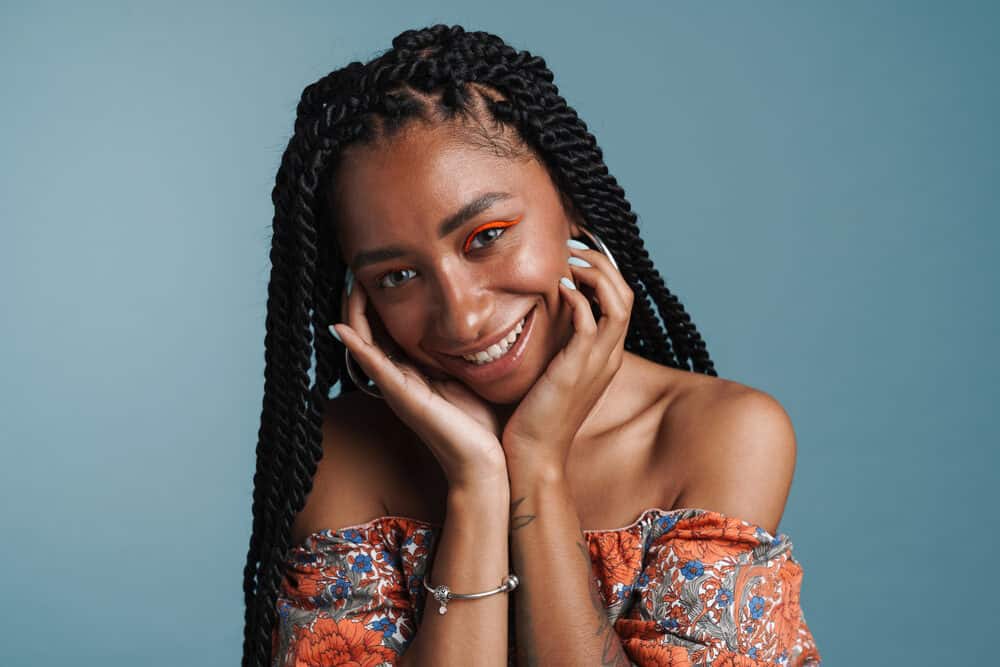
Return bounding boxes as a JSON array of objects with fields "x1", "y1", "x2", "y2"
[{"x1": 423, "y1": 572, "x2": 520, "y2": 615}]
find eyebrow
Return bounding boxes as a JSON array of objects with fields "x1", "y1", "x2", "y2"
[{"x1": 350, "y1": 191, "x2": 514, "y2": 270}]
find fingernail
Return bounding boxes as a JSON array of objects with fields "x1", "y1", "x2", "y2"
[
  {"x1": 566, "y1": 239, "x2": 589, "y2": 250},
  {"x1": 568, "y1": 256, "x2": 591, "y2": 268},
  {"x1": 328, "y1": 324, "x2": 342, "y2": 343},
  {"x1": 560, "y1": 276, "x2": 577, "y2": 290},
  {"x1": 344, "y1": 269, "x2": 354, "y2": 296}
]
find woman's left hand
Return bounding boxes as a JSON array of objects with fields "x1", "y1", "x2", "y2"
[{"x1": 501, "y1": 239, "x2": 634, "y2": 478}]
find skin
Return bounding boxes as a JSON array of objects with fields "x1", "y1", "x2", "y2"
[
  {"x1": 332, "y1": 121, "x2": 584, "y2": 410},
  {"x1": 320, "y1": 110, "x2": 798, "y2": 665},
  {"x1": 323, "y1": 109, "x2": 797, "y2": 531}
]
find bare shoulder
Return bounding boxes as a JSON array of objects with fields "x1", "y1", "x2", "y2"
[
  {"x1": 289, "y1": 390, "x2": 417, "y2": 546},
  {"x1": 658, "y1": 372, "x2": 798, "y2": 535}
]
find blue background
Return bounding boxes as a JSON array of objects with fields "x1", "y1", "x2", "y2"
[{"x1": 2, "y1": 1, "x2": 996, "y2": 664}]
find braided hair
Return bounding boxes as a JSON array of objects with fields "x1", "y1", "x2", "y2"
[{"x1": 243, "y1": 23, "x2": 716, "y2": 667}]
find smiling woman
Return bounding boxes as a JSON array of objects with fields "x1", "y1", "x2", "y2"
[
  {"x1": 244, "y1": 23, "x2": 821, "y2": 667},
  {"x1": 328, "y1": 107, "x2": 600, "y2": 404}
]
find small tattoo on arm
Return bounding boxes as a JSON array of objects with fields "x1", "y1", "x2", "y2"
[{"x1": 510, "y1": 496, "x2": 536, "y2": 531}]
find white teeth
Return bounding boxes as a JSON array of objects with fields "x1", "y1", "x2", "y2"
[{"x1": 461, "y1": 314, "x2": 527, "y2": 365}]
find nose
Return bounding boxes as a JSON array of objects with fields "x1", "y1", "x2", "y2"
[{"x1": 429, "y1": 259, "x2": 493, "y2": 346}]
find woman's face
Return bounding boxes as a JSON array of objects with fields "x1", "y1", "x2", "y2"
[{"x1": 332, "y1": 120, "x2": 584, "y2": 405}]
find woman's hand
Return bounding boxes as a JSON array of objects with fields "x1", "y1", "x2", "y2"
[
  {"x1": 500, "y1": 239, "x2": 634, "y2": 477},
  {"x1": 330, "y1": 279, "x2": 508, "y2": 490}
]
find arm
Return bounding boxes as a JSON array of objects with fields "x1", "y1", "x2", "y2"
[
  {"x1": 508, "y1": 466, "x2": 630, "y2": 667},
  {"x1": 400, "y1": 476, "x2": 512, "y2": 667}
]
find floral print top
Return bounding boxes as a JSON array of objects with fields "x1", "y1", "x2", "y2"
[{"x1": 272, "y1": 507, "x2": 821, "y2": 666}]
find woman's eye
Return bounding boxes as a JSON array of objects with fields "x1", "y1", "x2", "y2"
[
  {"x1": 466, "y1": 226, "x2": 508, "y2": 251},
  {"x1": 377, "y1": 221, "x2": 517, "y2": 288},
  {"x1": 377, "y1": 268, "x2": 416, "y2": 289}
]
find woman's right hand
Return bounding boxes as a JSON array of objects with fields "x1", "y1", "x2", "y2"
[{"x1": 330, "y1": 279, "x2": 508, "y2": 490}]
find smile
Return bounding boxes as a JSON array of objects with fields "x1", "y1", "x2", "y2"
[
  {"x1": 461, "y1": 314, "x2": 527, "y2": 365},
  {"x1": 435, "y1": 304, "x2": 538, "y2": 385}
]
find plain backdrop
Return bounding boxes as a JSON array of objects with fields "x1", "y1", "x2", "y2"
[{"x1": 2, "y1": 1, "x2": 996, "y2": 665}]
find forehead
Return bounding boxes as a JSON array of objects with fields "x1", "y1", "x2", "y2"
[{"x1": 331, "y1": 121, "x2": 549, "y2": 254}]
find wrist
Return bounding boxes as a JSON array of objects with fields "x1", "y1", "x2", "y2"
[
  {"x1": 444, "y1": 452, "x2": 508, "y2": 489},
  {"x1": 447, "y1": 469, "x2": 510, "y2": 503},
  {"x1": 503, "y1": 446, "x2": 566, "y2": 484}
]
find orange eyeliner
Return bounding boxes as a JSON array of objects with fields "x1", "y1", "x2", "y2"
[{"x1": 463, "y1": 215, "x2": 523, "y2": 253}]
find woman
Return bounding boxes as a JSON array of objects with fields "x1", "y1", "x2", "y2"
[{"x1": 244, "y1": 24, "x2": 821, "y2": 667}]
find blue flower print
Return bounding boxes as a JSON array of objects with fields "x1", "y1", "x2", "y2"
[
  {"x1": 370, "y1": 616, "x2": 397, "y2": 639},
  {"x1": 680, "y1": 560, "x2": 704, "y2": 580},
  {"x1": 328, "y1": 576, "x2": 352, "y2": 600},
  {"x1": 352, "y1": 554, "x2": 373, "y2": 573},
  {"x1": 636, "y1": 572, "x2": 650, "y2": 588},
  {"x1": 748, "y1": 595, "x2": 765, "y2": 619},
  {"x1": 714, "y1": 588, "x2": 733, "y2": 607},
  {"x1": 655, "y1": 514, "x2": 678, "y2": 533},
  {"x1": 748, "y1": 646, "x2": 758, "y2": 659},
  {"x1": 656, "y1": 618, "x2": 679, "y2": 632},
  {"x1": 343, "y1": 529, "x2": 364, "y2": 544}
]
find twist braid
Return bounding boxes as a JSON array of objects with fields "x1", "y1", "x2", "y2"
[{"x1": 244, "y1": 23, "x2": 716, "y2": 667}]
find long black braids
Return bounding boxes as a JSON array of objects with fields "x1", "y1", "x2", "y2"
[{"x1": 243, "y1": 23, "x2": 716, "y2": 667}]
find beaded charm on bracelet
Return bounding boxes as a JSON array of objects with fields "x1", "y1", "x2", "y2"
[{"x1": 423, "y1": 573, "x2": 520, "y2": 615}]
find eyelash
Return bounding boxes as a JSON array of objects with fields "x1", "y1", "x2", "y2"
[{"x1": 376, "y1": 216, "x2": 522, "y2": 290}]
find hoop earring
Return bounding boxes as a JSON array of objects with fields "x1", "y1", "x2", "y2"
[
  {"x1": 344, "y1": 347, "x2": 384, "y2": 399},
  {"x1": 576, "y1": 226, "x2": 619, "y2": 272}
]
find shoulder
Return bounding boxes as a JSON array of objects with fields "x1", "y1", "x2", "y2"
[
  {"x1": 289, "y1": 390, "x2": 412, "y2": 545},
  {"x1": 657, "y1": 374, "x2": 797, "y2": 535}
]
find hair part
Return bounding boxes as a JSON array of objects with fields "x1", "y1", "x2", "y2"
[{"x1": 244, "y1": 24, "x2": 716, "y2": 667}]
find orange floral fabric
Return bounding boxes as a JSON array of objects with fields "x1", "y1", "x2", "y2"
[{"x1": 272, "y1": 508, "x2": 821, "y2": 666}]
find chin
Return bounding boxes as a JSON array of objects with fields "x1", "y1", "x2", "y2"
[{"x1": 465, "y1": 375, "x2": 535, "y2": 407}]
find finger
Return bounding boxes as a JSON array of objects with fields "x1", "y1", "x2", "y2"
[
  {"x1": 558, "y1": 276, "x2": 598, "y2": 357},
  {"x1": 567, "y1": 244, "x2": 634, "y2": 313},
  {"x1": 332, "y1": 322, "x2": 423, "y2": 395},
  {"x1": 566, "y1": 258, "x2": 630, "y2": 337},
  {"x1": 567, "y1": 248, "x2": 633, "y2": 353},
  {"x1": 344, "y1": 277, "x2": 375, "y2": 345}
]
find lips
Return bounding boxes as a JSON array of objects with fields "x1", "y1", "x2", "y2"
[
  {"x1": 444, "y1": 309, "x2": 531, "y2": 360},
  {"x1": 460, "y1": 314, "x2": 527, "y2": 364},
  {"x1": 435, "y1": 304, "x2": 538, "y2": 384}
]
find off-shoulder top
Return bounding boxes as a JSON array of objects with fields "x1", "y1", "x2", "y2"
[{"x1": 271, "y1": 507, "x2": 821, "y2": 666}]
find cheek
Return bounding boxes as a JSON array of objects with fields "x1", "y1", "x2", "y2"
[
  {"x1": 377, "y1": 305, "x2": 422, "y2": 347},
  {"x1": 506, "y1": 241, "x2": 566, "y2": 288}
]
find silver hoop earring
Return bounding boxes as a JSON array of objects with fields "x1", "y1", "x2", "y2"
[
  {"x1": 344, "y1": 347, "x2": 383, "y2": 399},
  {"x1": 576, "y1": 226, "x2": 619, "y2": 272}
]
